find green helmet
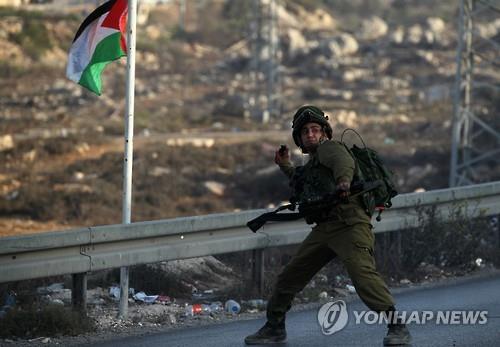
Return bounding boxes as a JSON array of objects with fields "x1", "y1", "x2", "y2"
[{"x1": 292, "y1": 105, "x2": 333, "y2": 152}]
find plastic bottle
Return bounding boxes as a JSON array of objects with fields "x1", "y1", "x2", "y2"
[
  {"x1": 224, "y1": 299, "x2": 241, "y2": 314},
  {"x1": 209, "y1": 301, "x2": 223, "y2": 313},
  {"x1": 201, "y1": 304, "x2": 211, "y2": 314}
]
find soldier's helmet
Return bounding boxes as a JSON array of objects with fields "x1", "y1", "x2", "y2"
[{"x1": 292, "y1": 105, "x2": 333, "y2": 152}]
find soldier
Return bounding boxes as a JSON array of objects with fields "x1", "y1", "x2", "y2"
[{"x1": 244, "y1": 106, "x2": 411, "y2": 346}]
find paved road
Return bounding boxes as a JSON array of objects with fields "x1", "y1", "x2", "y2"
[{"x1": 87, "y1": 274, "x2": 500, "y2": 347}]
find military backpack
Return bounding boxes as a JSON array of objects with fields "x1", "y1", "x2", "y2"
[{"x1": 341, "y1": 129, "x2": 398, "y2": 221}]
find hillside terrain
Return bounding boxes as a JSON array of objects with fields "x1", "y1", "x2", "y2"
[
  {"x1": 0, "y1": 1, "x2": 499, "y2": 342},
  {"x1": 0, "y1": 0, "x2": 499, "y2": 236}
]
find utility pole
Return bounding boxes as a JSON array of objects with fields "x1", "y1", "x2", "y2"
[
  {"x1": 450, "y1": 0, "x2": 500, "y2": 186},
  {"x1": 247, "y1": 0, "x2": 281, "y2": 123},
  {"x1": 179, "y1": 0, "x2": 186, "y2": 32}
]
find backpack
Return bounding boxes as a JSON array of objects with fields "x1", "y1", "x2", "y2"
[{"x1": 341, "y1": 129, "x2": 398, "y2": 221}]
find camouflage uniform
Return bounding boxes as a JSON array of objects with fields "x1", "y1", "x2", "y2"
[{"x1": 266, "y1": 139, "x2": 395, "y2": 326}]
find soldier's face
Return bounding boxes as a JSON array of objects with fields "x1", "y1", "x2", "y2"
[{"x1": 300, "y1": 122, "x2": 325, "y2": 151}]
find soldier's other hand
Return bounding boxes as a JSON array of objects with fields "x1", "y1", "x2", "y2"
[
  {"x1": 336, "y1": 181, "x2": 350, "y2": 201},
  {"x1": 274, "y1": 145, "x2": 290, "y2": 165}
]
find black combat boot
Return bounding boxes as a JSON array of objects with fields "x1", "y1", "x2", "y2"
[
  {"x1": 383, "y1": 322, "x2": 412, "y2": 346},
  {"x1": 244, "y1": 321, "x2": 287, "y2": 345}
]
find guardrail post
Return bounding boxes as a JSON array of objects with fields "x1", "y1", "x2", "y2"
[
  {"x1": 252, "y1": 249, "x2": 265, "y2": 296},
  {"x1": 72, "y1": 273, "x2": 87, "y2": 313}
]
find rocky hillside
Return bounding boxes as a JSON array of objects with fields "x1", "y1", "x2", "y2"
[{"x1": 0, "y1": 0, "x2": 499, "y2": 234}]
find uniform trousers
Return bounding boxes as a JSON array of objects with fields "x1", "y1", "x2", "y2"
[{"x1": 266, "y1": 220, "x2": 395, "y2": 326}]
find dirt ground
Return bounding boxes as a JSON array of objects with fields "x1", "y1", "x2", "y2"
[
  {"x1": 0, "y1": 109, "x2": 459, "y2": 238},
  {"x1": 1, "y1": 1, "x2": 498, "y2": 237},
  {"x1": 2, "y1": 267, "x2": 498, "y2": 347}
]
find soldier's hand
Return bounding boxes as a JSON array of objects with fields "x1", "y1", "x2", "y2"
[
  {"x1": 274, "y1": 145, "x2": 290, "y2": 165},
  {"x1": 336, "y1": 180, "x2": 350, "y2": 201}
]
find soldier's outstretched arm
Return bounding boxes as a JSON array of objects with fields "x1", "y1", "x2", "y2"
[{"x1": 275, "y1": 145, "x2": 295, "y2": 179}]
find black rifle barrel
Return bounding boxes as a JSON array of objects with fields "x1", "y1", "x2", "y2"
[{"x1": 246, "y1": 180, "x2": 382, "y2": 232}]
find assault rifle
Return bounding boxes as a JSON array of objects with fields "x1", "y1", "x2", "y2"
[{"x1": 246, "y1": 180, "x2": 382, "y2": 233}]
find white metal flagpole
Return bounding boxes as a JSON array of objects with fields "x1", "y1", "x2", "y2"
[{"x1": 119, "y1": 0, "x2": 137, "y2": 319}]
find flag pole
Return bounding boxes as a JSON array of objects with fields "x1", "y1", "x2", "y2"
[{"x1": 119, "y1": 0, "x2": 137, "y2": 319}]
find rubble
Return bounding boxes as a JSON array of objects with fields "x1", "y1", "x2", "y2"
[
  {"x1": 357, "y1": 16, "x2": 388, "y2": 41},
  {"x1": 0, "y1": 135, "x2": 14, "y2": 152},
  {"x1": 321, "y1": 33, "x2": 359, "y2": 58},
  {"x1": 283, "y1": 28, "x2": 308, "y2": 58},
  {"x1": 204, "y1": 181, "x2": 226, "y2": 196}
]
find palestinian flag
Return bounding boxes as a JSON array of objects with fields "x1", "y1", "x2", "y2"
[{"x1": 66, "y1": 0, "x2": 128, "y2": 95}]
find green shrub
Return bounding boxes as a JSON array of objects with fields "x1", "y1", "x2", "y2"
[
  {"x1": 9, "y1": 18, "x2": 52, "y2": 60},
  {"x1": 401, "y1": 202, "x2": 498, "y2": 271},
  {"x1": 0, "y1": 62, "x2": 24, "y2": 78}
]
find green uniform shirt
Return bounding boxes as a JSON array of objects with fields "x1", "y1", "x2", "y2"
[{"x1": 279, "y1": 140, "x2": 371, "y2": 225}]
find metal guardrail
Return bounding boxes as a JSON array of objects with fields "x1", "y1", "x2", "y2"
[{"x1": 1, "y1": 181, "x2": 500, "y2": 284}]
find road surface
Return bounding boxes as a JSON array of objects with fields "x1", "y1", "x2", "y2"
[{"x1": 84, "y1": 274, "x2": 500, "y2": 347}]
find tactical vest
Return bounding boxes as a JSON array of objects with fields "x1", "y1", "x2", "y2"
[
  {"x1": 289, "y1": 149, "x2": 372, "y2": 225},
  {"x1": 290, "y1": 155, "x2": 337, "y2": 205}
]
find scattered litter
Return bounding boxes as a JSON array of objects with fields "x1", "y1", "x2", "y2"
[
  {"x1": 185, "y1": 303, "x2": 211, "y2": 316},
  {"x1": 346, "y1": 284, "x2": 356, "y2": 294},
  {"x1": 475, "y1": 258, "x2": 483, "y2": 267},
  {"x1": 224, "y1": 299, "x2": 241, "y2": 314},
  {"x1": 156, "y1": 295, "x2": 171, "y2": 304},
  {"x1": 37, "y1": 283, "x2": 64, "y2": 295},
  {"x1": 318, "y1": 291, "x2": 328, "y2": 300},
  {"x1": 244, "y1": 299, "x2": 266, "y2": 310},
  {"x1": 133, "y1": 292, "x2": 159, "y2": 304},
  {"x1": 209, "y1": 301, "x2": 223, "y2": 313},
  {"x1": 109, "y1": 286, "x2": 120, "y2": 299},
  {"x1": 185, "y1": 301, "x2": 223, "y2": 316},
  {"x1": 28, "y1": 337, "x2": 46, "y2": 342},
  {"x1": 399, "y1": 279, "x2": 412, "y2": 285},
  {"x1": 108, "y1": 286, "x2": 134, "y2": 300}
]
